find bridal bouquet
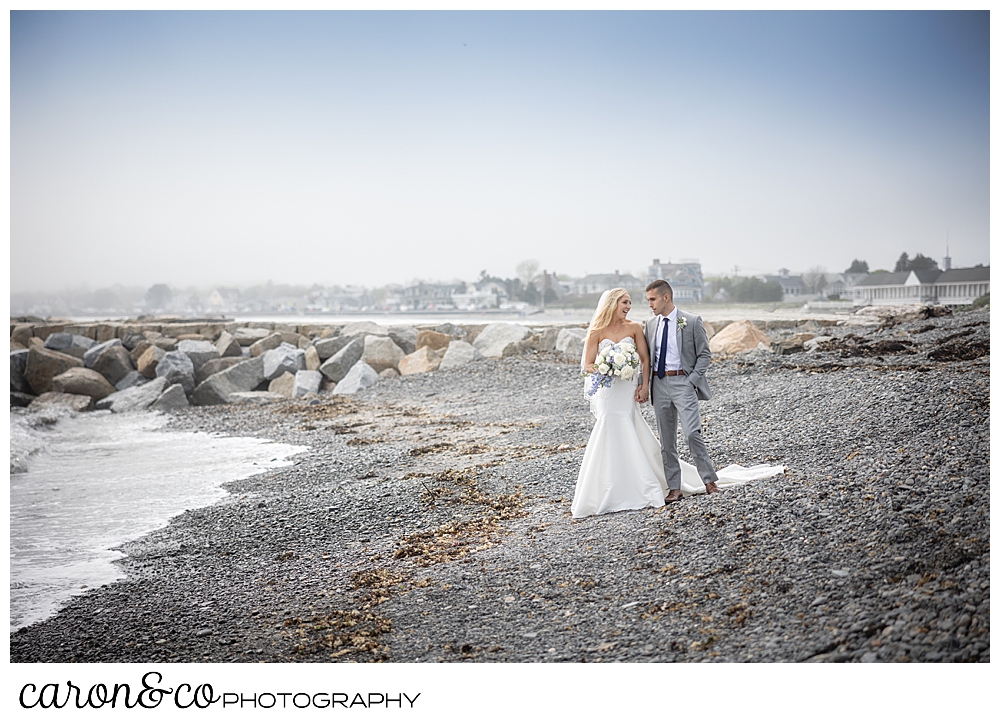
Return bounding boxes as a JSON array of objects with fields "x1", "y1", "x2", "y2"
[{"x1": 584, "y1": 342, "x2": 641, "y2": 396}]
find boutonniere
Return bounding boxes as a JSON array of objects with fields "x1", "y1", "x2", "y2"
[{"x1": 677, "y1": 317, "x2": 688, "y2": 329}]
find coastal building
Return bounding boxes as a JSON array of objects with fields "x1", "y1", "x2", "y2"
[
  {"x1": 854, "y1": 266, "x2": 989, "y2": 306},
  {"x1": 646, "y1": 259, "x2": 704, "y2": 303},
  {"x1": 758, "y1": 269, "x2": 805, "y2": 301},
  {"x1": 571, "y1": 271, "x2": 645, "y2": 296},
  {"x1": 400, "y1": 282, "x2": 461, "y2": 310},
  {"x1": 451, "y1": 287, "x2": 500, "y2": 309},
  {"x1": 827, "y1": 273, "x2": 868, "y2": 299}
]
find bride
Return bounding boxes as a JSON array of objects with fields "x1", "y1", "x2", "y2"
[{"x1": 571, "y1": 288, "x2": 782, "y2": 519}]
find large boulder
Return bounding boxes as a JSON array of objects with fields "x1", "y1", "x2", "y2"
[
  {"x1": 249, "y1": 332, "x2": 284, "y2": 357},
  {"x1": 129, "y1": 339, "x2": 153, "y2": 363},
  {"x1": 121, "y1": 332, "x2": 145, "y2": 351},
  {"x1": 195, "y1": 356, "x2": 246, "y2": 384},
  {"x1": 155, "y1": 351, "x2": 196, "y2": 393},
  {"x1": 24, "y1": 346, "x2": 84, "y2": 395},
  {"x1": 438, "y1": 340, "x2": 484, "y2": 370},
  {"x1": 537, "y1": 327, "x2": 561, "y2": 351},
  {"x1": 11, "y1": 349, "x2": 30, "y2": 393},
  {"x1": 190, "y1": 356, "x2": 266, "y2": 405},
  {"x1": 303, "y1": 346, "x2": 321, "y2": 371},
  {"x1": 51, "y1": 367, "x2": 117, "y2": 401},
  {"x1": 319, "y1": 338, "x2": 363, "y2": 383},
  {"x1": 362, "y1": 335, "x2": 405, "y2": 373},
  {"x1": 709, "y1": 320, "x2": 772, "y2": 355},
  {"x1": 152, "y1": 337, "x2": 178, "y2": 352},
  {"x1": 333, "y1": 360, "x2": 379, "y2": 395},
  {"x1": 95, "y1": 376, "x2": 171, "y2": 413},
  {"x1": 11, "y1": 324, "x2": 33, "y2": 346},
  {"x1": 398, "y1": 346, "x2": 445, "y2": 375},
  {"x1": 771, "y1": 332, "x2": 817, "y2": 356},
  {"x1": 177, "y1": 340, "x2": 221, "y2": 371},
  {"x1": 340, "y1": 321, "x2": 386, "y2": 338},
  {"x1": 11, "y1": 392, "x2": 36, "y2": 407},
  {"x1": 555, "y1": 328, "x2": 587, "y2": 359},
  {"x1": 137, "y1": 345, "x2": 166, "y2": 378},
  {"x1": 91, "y1": 345, "x2": 135, "y2": 386},
  {"x1": 115, "y1": 370, "x2": 149, "y2": 391},
  {"x1": 43, "y1": 332, "x2": 94, "y2": 352},
  {"x1": 435, "y1": 322, "x2": 465, "y2": 337},
  {"x1": 416, "y1": 330, "x2": 452, "y2": 351},
  {"x1": 83, "y1": 338, "x2": 123, "y2": 368},
  {"x1": 387, "y1": 326, "x2": 417, "y2": 355},
  {"x1": 262, "y1": 343, "x2": 306, "y2": 380},
  {"x1": 229, "y1": 391, "x2": 285, "y2": 405},
  {"x1": 234, "y1": 327, "x2": 271, "y2": 346},
  {"x1": 268, "y1": 371, "x2": 295, "y2": 397},
  {"x1": 473, "y1": 322, "x2": 530, "y2": 358},
  {"x1": 702, "y1": 321, "x2": 717, "y2": 340},
  {"x1": 292, "y1": 370, "x2": 323, "y2": 397},
  {"x1": 215, "y1": 330, "x2": 242, "y2": 358},
  {"x1": 28, "y1": 392, "x2": 92, "y2": 413},
  {"x1": 151, "y1": 383, "x2": 189, "y2": 412},
  {"x1": 313, "y1": 335, "x2": 354, "y2": 361}
]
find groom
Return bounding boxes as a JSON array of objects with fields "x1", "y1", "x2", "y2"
[{"x1": 636, "y1": 279, "x2": 720, "y2": 503}]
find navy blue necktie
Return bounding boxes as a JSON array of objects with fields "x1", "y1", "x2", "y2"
[{"x1": 656, "y1": 317, "x2": 668, "y2": 379}]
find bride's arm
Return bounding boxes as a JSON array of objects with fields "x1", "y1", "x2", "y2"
[
  {"x1": 582, "y1": 331, "x2": 600, "y2": 373},
  {"x1": 633, "y1": 323, "x2": 651, "y2": 395}
]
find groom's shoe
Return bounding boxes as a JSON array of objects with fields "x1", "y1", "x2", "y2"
[
  {"x1": 704, "y1": 481, "x2": 721, "y2": 494},
  {"x1": 663, "y1": 490, "x2": 683, "y2": 504}
]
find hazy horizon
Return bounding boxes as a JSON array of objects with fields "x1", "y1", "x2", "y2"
[{"x1": 12, "y1": 10, "x2": 990, "y2": 294}]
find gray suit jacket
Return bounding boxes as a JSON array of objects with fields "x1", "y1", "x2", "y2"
[{"x1": 643, "y1": 310, "x2": 713, "y2": 401}]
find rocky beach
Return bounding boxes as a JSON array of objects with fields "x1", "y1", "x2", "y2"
[{"x1": 9, "y1": 305, "x2": 990, "y2": 663}]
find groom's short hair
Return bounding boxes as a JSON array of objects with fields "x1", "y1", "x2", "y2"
[{"x1": 646, "y1": 279, "x2": 673, "y2": 298}]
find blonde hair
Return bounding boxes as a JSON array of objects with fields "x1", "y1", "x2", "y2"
[{"x1": 587, "y1": 288, "x2": 630, "y2": 337}]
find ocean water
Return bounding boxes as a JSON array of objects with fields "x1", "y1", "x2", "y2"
[{"x1": 9, "y1": 408, "x2": 306, "y2": 632}]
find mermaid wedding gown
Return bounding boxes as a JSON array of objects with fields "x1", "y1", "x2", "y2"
[{"x1": 571, "y1": 338, "x2": 784, "y2": 519}]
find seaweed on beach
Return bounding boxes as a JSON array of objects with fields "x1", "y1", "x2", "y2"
[
  {"x1": 284, "y1": 609, "x2": 392, "y2": 660},
  {"x1": 814, "y1": 334, "x2": 917, "y2": 358},
  {"x1": 928, "y1": 339, "x2": 989, "y2": 362}
]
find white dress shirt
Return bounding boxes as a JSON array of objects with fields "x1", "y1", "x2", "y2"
[{"x1": 653, "y1": 308, "x2": 682, "y2": 371}]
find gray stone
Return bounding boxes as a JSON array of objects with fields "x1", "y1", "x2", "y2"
[
  {"x1": 151, "y1": 383, "x2": 189, "y2": 412},
  {"x1": 51, "y1": 367, "x2": 117, "y2": 401},
  {"x1": 388, "y1": 326, "x2": 418, "y2": 355},
  {"x1": 435, "y1": 323, "x2": 465, "y2": 337},
  {"x1": 84, "y1": 338, "x2": 123, "y2": 368},
  {"x1": 332, "y1": 360, "x2": 379, "y2": 395},
  {"x1": 95, "y1": 377, "x2": 171, "y2": 413},
  {"x1": 11, "y1": 349, "x2": 29, "y2": 393},
  {"x1": 804, "y1": 336, "x2": 833, "y2": 353},
  {"x1": 195, "y1": 356, "x2": 246, "y2": 384},
  {"x1": 304, "y1": 346, "x2": 321, "y2": 371},
  {"x1": 268, "y1": 371, "x2": 295, "y2": 397},
  {"x1": 537, "y1": 327, "x2": 561, "y2": 351},
  {"x1": 362, "y1": 335, "x2": 405, "y2": 373},
  {"x1": 379, "y1": 367, "x2": 400, "y2": 379},
  {"x1": 28, "y1": 391, "x2": 91, "y2": 412},
  {"x1": 43, "y1": 333, "x2": 94, "y2": 352},
  {"x1": 249, "y1": 333, "x2": 284, "y2": 357},
  {"x1": 472, "y1": 322, "x2": 530, "y2": 358},
  {"x1": 340, "y1": 321, "x2": 387, "y2": 338},
  {"x1": 313, "y1": 335, "x2": 354, "y2": 361},
  {"x1": 137, "y1": 345, "x2": 166, "y2": 378},
  {"x1": 262, "y1": 343, "x2": 306, "y2": 380},
  {"x1": 155, "y1": 351, "x2": 196, "y2": 393},
  {"x1": 115, "y1": 370, "x2": 149, "y2": 391},
  {"x1": 319, "y1": 338, "x2": 363, "y2": 383},
  {"x1": 152, "y1": 337, "x2": 177, "y2": 352},
  {"x1": 438, "y1": 340, "x2": 484, "y2": 370},
  {"x1": 177, "y1": 339, "x2": 221, "y2": 371},
  {"x1": 555, "y1": 328, "x2": 587, "y2": 358},
  {"x1": 292, "y1": 370, "x2": 323, "y2": 397},
  {"x1": 234, "y1": 327, "x2": 271, "y2": 346},
  {"x1": 190, "y1": 356, "x2": 266, "y2": 405},
  {"x1": 215, "y1": 330, "x2": 242, "y2": 358},
  {"x1": 121, "y1": 332, "x2": 144, "y2": 351},
  {"x1": 92, "y1": 345, "x2": 136, "y2": 387},
  {"x1": 11, "y1": 391, "x2": 35, "y2": 407}
]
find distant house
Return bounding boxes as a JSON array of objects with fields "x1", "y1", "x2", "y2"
[
  {"x1": 758, "y1": 269, "x2": 804, "y2": 300},
  {"x1": 451, "y1": 287, "x2": 500, "y2": 309},
  {"x1": 647, "y1": 259, "x2": 704, "y2": 303},
  {"x1": 401, "y1": 282, "x2": 460, "y2": 310},
  {"x1": 572, "y1": 271, "x2": 645, "y2": 296},
  {"x1": 208, "y1": 287, "x2": 241, "y2": 311},
  {"x1": 827, "y1": 273, "x2": 868, "y2": 299},
  {"x1": 855, "y1": 266, "x2": 989, "y2": 306}
]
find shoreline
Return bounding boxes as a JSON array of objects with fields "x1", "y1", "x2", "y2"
[{"x1": 10, "y1": 308, "x2": 990, "y2": 663}]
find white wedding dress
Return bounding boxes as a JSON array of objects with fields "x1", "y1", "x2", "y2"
[{"x1": 571, "y1": 338, "x2": 784, "y2": 519}]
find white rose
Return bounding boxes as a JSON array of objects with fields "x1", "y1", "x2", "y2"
[
  {"x1": 613, "y1": 352, "x2": 626, "y2": 366},
  {"x1": 598, "y1": 364, "x2": 610, "y2": 374},
  {"x1": 621, "y1": 366, "x2": 634, "y2": 380},
  {"x1": 614, "y1": 368, "x2": 621, "y2": 376}
]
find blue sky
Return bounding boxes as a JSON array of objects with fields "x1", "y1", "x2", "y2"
[{"x1": 11, "y1": 10, "x2": 989, "y2": 291}]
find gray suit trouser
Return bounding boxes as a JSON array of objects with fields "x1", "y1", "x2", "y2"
[{"x1": 651, "y1": 375, "x2": 719, "y2": 490}]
